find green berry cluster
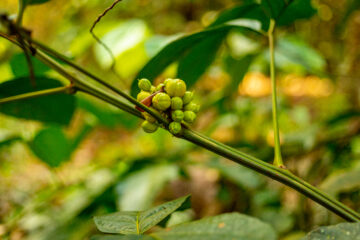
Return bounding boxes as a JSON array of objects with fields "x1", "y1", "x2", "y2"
[{"x1": 137, "y1": 78, "x2": 200, "y2": 135}]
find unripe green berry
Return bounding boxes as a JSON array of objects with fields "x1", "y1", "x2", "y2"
[
  {"x1": 150, "y1": 86, "x2": 156, "y2": 93},
  {"x1": 137, "y1": 91, "x2": 151, "y2": 102},
  {"x1": 164, "y1": 78, "x2": 172, "y2": 85},
  {"x1": 143, "y1": 112, "x2": 157, "y2": 123},
  {"x1": 182, "y1": 91, "x2": 193, "y2": 105},
  {"x1": 152, "y1": 92, "x2": 171, "y2": 111},
  {"x1": 141, "y1": 120, "x2": 158, "y2": 133},
  {"x1": 169, "y1": 121, "x2": 182, "y2": 135},
  {"x1": 171, "y1": 110, "x2": 184, "y2": 122},
  {"x1": 171, "y1": 97, "x2": 183, "y2": 110},
  {"x1": 184, "y1": 102, "x2": 200, "y2": 113},
  {"x1": 165, "y1": 79, "x2": 186, "y2": 97},
  {"x1": 156, "y1": 83, "x2": 165, "y2": 91},
  {"x1": 183, "y1": 111, "x2": 196, "y2": 123},
  {"x1": 138, "y1": 78, "x2": 152, "y2": 92}
]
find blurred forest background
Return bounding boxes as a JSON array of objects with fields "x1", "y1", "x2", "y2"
[{"x1": 0, "y1": 0, "x2": 360, "y2": 239}]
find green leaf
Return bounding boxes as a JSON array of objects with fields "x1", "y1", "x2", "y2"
[
  {"x1": 131, "y1": 27, "x2": 228, "y2": 97},
  {"x1": 117, "y1": 165, "x2": 179, "y2": 211},
  {"x1": 224, "y1": 54, "x2": 255, "y2": 92},
  {"x1": 94, "y1": 195, "x2": 190, "y2": 235},
  {"x1": 10, "y1": 53, "x2": 50, "y2": 77},
  {"x1": 131, "y1": 21, "x2": 261, "y2": 97},
  {"x1": 211, "y1": 0, "x2": 316, "y2": 30},
  {"x1": 277, "y1": 0, "x2": 317, "y2": 26},
  {"x1": 23, "y1": 0, "x2": 51, "y2": 5},
  {"x1": 91, "y1": 235, "x2": 155, "y2": 240},
  {"x1": 177, "y1": 31, "x2": 225, "y2": 88},
  {"x1": 210, "y1": 3, "x2": 268, "y2": 30},
  {"x1": 94, "y1": 19, "x2": 148, "y2": 69},
  {"x1": 261, "y1": 0, "x2": 316, "y2": 25},
  {"x1": 0, "y1": 77, "x2": 75, "y2": 125},
  {"x1": 261, "y1": 0, "x2": 286, "y2": 19},
  {"x1": 152, "y1": 213, "x2": 277, "y2": 240},
  {"x1": 303, "y1": 222, "x2": 360, "y2": 240},
  {"x1": 274, "y1": 36, "x2": 326, "y2": 74},
  {"x1": 29, "y1": 126, "x2": 71, "y2": 167}
]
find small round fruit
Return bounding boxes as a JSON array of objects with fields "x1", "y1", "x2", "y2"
[
  {"x1": 143, "y1": 112, "x2": 157, "y2": 123},
  {"x1": 169, "y1": 121, "x2": 182, "y2": 135},
  {"x1": 152, "y1": 92, "x2": 171, "y2": 111},
  {"x1": 171, "y1": 97, "x2": 183, "y2": 110},
  {"x1": 164, "y1": 78, "x2": 172, "y2": 85},
  {"x1": 137, "y1": 91, "x2": 151, "y2": 102},
  {"x1": 182, "y1": 91, "x2": 193, "y2": 105},
  {"x1": 171, "y1": 110, "x2": 184, "y2": 122},
  {"x1": 138, "y1": 78, "x2": 152, "y2": 92},
  {"x1": 184, "y1": 102, "x2": 200, "y2": 113},
  {"x1": 142, "y1": 120, "x2": 158, "y2": 133},
  {"x1": 150, "y1": 86, "x2": 156, "y2": 93},
  {"x1": 156, "y1": 83, "x2": 165, "y2": 91},
  {"x1": 165, "y1": 79, "x2": 186, "y2": 97},
  {"x1": 184, "y1": 111, "x2": 196, "y2": 123}
]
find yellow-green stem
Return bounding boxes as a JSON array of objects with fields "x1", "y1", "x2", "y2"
[
  {"x1": 0, "y1": 85, "x2": 72, "y2": 104},
  {"x1": 16, "y1": 0, "x2": 25, "y2": 26},
  {"x1": 268, "y1": 19, "x2": 284, "y2": 167}
]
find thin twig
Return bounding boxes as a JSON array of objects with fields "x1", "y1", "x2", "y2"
[
  {"x1": 90, "y1": 0, "x2": 126, "y2": 86},
  {"x1": 16, "y1": 0, "x2": 25, "y2": 26},
  {"x1": 18, "y1": 37, "x2": 36, "y2": 87},
  {"x1": 90, "y1": 0, "x2": 123, "y2": 35}
]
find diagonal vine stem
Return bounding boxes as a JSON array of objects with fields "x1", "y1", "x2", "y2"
[
  {"x1": 268, "y1": 19, "x2": 284, "y2": 167},
  {"x1": 0, "y1": 23, "x2": 359, "y2": 222}
]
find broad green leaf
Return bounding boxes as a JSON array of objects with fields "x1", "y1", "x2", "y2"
[
  {"x1": 94, "y1": 19, "x2": 149, "y2": 69},
  {"x1": 261, "y1": 0, "x2": 286, "y2": 19},
  {"x1": 211, "y1": 0, "x2": 315, "y2": 30},
  {"x1": 261, "y1": 0, "x2": 316, "y2": 25},
  {"x1": 152, "y1": 213, "x2": 277, "y2": 240},
  {"x1": 303, "y1": 222, "x2": 360, "y2": 240},
  {"x1": 145, "y1": 35, "x2": 180, "y2": 57},
  {"x1": 177, "y1": 31, "x2": 225, "y2": 88},
  {"x1": 29, "y1": 126, "x2": 71, "y2": 167},
  {"x1": 0, "y1": 77, "x2": 75, "y2": 125},
  {"x1": 117, "y1": 165, "x2": 179, "y2": 211},
  {"x1": 91, "y1": 235, "x2": 155, "y2": 240},
  {"x1": 94, "y1": 195, "x2": 190, "y2": 234},
  {"x1": 131, "y1": 22, "x2": 261, "y2": 97},
  {"x1": 210, "y1": 3, "x2": 268, "y2": 30},
  {"x1": 131, "y1": 27, "x2": 229, "y2": 97},
  {"x1": 277, "y1": 0, "x2": 317, "y2": 26},
  {"x1": 10, "y1": 53, "x2": 50, "y2": 77},
  {"x1": 274, "y1": 36, "x2": 326, "y2": 74},
  {"x1": 224, "y1": 54, "x2": 255, "y2": 92}
]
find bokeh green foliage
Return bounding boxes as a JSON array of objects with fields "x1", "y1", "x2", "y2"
[{"x1": 0, "y1": 0, "x2": 360, "y2": 239}]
